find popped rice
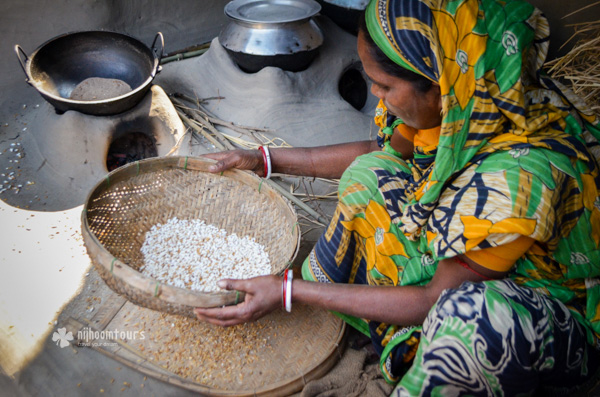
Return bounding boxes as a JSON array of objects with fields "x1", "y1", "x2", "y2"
[{"x1": 140, "y1": 217, "x2": 271, "y2": 292}]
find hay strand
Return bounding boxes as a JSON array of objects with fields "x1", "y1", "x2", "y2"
[
  {"x1": 546, "y1": 20, "x2": 600, "y2": 115},
  {"x1": 562, "y1": 1, "x2": 600, "y2": 20},
  {"x1": 160, "y1": 42, "x2": 211, "y2": 65}
]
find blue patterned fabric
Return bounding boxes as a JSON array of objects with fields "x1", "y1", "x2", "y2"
[{"x1": 395, "y1": 279, "x2": 600, "y2": 395}]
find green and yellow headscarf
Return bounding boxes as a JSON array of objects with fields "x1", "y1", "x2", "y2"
[{"x1": 365, "y1": 0, "x2": 600, "y2": 239}]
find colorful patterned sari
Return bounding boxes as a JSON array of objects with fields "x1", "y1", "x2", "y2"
[{"x1": 302, "y1": 0, "x2": 600, "y2": 391}]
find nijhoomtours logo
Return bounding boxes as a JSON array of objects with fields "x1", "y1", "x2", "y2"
[
  {"x1": 52, "y1": 328, "x2": 74, "y2": 348},
  {"x1": 52, "y1": 327, "x2": 145, "y2": 348}
]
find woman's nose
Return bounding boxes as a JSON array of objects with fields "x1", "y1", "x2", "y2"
[{"x1": 370, "y1": 84, "x2": 383, "y2": 99}]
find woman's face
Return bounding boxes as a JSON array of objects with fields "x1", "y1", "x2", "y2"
[{"x1": 357, "y1": 32, "x2": 442, "y2": 130}]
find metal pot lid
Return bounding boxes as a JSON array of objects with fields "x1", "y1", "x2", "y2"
[{"x1": 224, "y1": 0, "x2": 321, "y2": 24}]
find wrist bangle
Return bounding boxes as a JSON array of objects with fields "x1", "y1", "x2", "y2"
[
  {"x1": 282, "y1": 269, "x2": 288, "y2": 310},
  {"x1": 285, "y1": 269, "x2": 293, "y2": 313},
  {"x1": 258, "y1": 146, "x2": 272, "y2": 179}
]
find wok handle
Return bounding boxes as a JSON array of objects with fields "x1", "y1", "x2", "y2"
[
  {"x1": 151, "y1": 32, "x2": 164, "y2": 76},
  {"x1": 14, "y1": 45, "x2": 31, "y2": 84}
]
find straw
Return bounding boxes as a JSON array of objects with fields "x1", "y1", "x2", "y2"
[
  {"x1": 160, "y1": 42, "x2": 211, "y2": 65},
  {"x1": 545, "y1": 20, "x2": 600, "y2": 115}
]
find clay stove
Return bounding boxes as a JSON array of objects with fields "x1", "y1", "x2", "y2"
[{"x1": 6, "y1": 85, "x2": 185, "y2": 210}]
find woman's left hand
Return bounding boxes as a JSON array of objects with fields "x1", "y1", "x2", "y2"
[{"x1": 194, "y1": 275, "x2": 282, "y2": 327}]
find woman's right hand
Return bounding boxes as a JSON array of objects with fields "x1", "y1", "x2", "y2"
[
  {"x1": 202, "y1": 149, "x2": 264, "y2": 176},
  {"x1": 194, "y1": 275, "x2": 282, "y2": 327}
]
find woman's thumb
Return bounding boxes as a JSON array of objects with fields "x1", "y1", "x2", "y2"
[
  {"x1": 208, "y1": 160, "x2": 225, "y2": 173},
  {"x1": 217, "y1": 279, "x2": 239, "y2": 290}
]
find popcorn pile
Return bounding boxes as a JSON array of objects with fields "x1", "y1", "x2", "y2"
[{"x1": 140, "y1": 217, "x2": 271, "y2": 292}]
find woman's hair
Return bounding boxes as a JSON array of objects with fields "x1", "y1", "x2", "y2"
[{"x1": 358, "y1": 12, "x2": 433, "y2": 94}]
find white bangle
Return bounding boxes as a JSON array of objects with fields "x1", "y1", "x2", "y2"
[
  {"x1": 264, "y1": 146, "x2": 272, "y2": 179},
  {"x1": 285, "y1": 269, "x2": 293, "y2": 313},
  {"x1": 259, "y1": 145, "x2": 272, "y2": 179}
]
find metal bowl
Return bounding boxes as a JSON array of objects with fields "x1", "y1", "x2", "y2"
[
  {"x1": 219, "y1": 0, "x2": 324, "y2": 72},
  {"x1": 15, "y1": 31, "x2": 164, "y2": 115}
]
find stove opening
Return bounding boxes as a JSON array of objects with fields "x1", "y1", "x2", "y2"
[
  {"x1": 106, "y1": 132, "x2": 158, "y2": 171},
  {"x1": 339, "y1": 67, "x2": 367, "y2": 111}
]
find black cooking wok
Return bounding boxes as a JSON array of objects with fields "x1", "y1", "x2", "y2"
[{"x1": 15, "y1": 31, "x2": 164, "y2": 115}]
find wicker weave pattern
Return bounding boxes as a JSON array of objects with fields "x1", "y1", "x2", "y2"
[
  {"x1": 103, "y1": 302, "x2": 346, "y2": 395},
  {"x1": 82, "y1": 157, "x2": 300, "y2": 316}
]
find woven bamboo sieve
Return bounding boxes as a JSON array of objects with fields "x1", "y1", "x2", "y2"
[{"x1": 81, "y1": 156, "x2": 301, "y2": 317}]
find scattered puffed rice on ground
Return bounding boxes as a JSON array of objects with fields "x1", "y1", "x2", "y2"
[{"x1": 140, "y1": 217, "x2": 271, "y2": 292}]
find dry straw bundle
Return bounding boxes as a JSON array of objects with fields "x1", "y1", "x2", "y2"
[
  {"x1": 81, "y1": 156, "x2": 300, "y2": 317},
  {"x1": 546, "y1": 18, "x2": 600, "y2": 115}
]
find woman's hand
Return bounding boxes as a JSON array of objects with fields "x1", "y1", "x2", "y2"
[
  {"x1": 194, "y1": 275, "x2": 281, "y2": 327},
  {"x1": 202, "y1": 149, "x2": 264, "y2": 176}
]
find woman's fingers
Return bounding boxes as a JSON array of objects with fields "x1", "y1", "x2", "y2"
[
  {"x1": 216, "y1": 278, "x2": 250, "y2": 292},
  {"x1": 201, "y1": 152, "x2": 237, "y2": 172},
  {"x1": 193, "y1": 279, "x2": 252, "y2": 324},
  {"x1": 201, "y1": 149, "x2": 263, "y2": 175},
  {"x1": 194, "y1": 275, "x2": 282, "y2": 327},
  {"x1": 195, "y1": 314, "x2": 245, "y2": 327},
  {"x1": 194, "y1": 304, "x2": 250, "y2": 327}
]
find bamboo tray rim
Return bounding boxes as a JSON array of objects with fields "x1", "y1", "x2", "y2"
[{"x1": 81, "y1": 156, "x2": 301, "y2": 309}]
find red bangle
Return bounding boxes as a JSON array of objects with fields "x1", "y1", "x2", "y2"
[
  {"x1": 258, "y1": 146, "x2": 272, "y2": 178},
  {"x1": 455, "y1": 256, "x2": 492, "y2": 281},
  {"x1": 258, "y1": 146, "x2": 268, "y2": 177},
  {"x1": 282, "y1": 270, "x2": 289, "y2": 310}
]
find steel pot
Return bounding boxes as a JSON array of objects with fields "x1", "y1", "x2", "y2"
[
  {"x1": 15, "y1": 31, "x2": 164, "y2": 115},
  {"x1": 316, "y1": 0, "x2": 368, "y2": 34},
  {"x1": 219, "y1": 0, "x2": 324, "y2": 73}
]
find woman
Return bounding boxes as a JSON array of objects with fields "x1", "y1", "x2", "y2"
[{"x1": 195, "y1": 0, "x2": 600, "y2": 393}]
